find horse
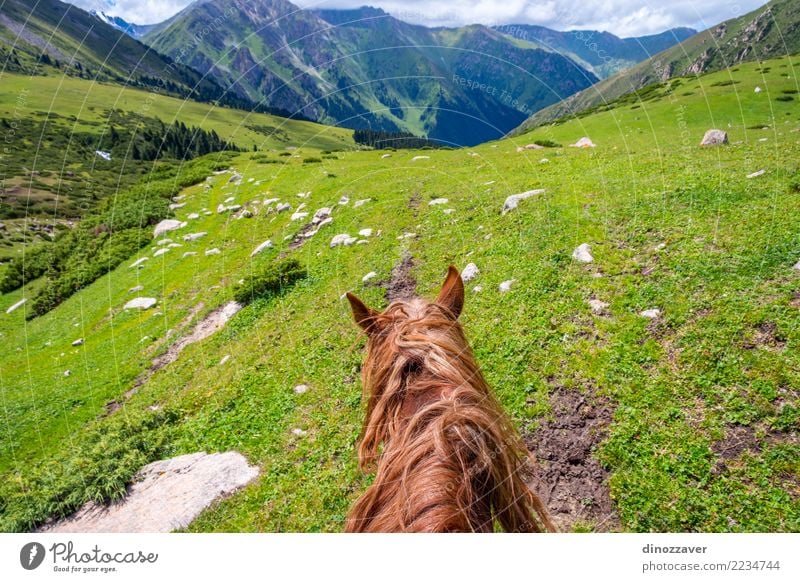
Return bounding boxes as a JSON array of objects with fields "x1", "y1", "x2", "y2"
[{"x1": 344, "y1": 265, "x2": 554, "y2": 532}]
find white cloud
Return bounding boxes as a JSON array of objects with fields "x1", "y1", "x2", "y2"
[{"x1": 63, "y1": 0, "x2": 770, "y2": 36}]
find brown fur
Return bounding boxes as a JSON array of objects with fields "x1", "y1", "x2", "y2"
[{"x1": 345, "y1": 266, "x2": 555, "y2": 532}]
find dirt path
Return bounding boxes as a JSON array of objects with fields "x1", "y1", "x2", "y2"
[
  {"x1": 525, "y1": 387, "x2": 620, "y2": 531},
  {"x1": 377, "y1": 252, "x2": 417, "y2": 302}
]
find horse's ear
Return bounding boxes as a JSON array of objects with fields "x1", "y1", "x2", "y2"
[
  {"x1": 346, "y1": 292, "x2": 380, "y2": 333},
  {"x1": 435, "y1": 265, "x2": 464, "y2": 318}
]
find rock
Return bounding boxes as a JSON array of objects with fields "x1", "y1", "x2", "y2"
[
  {"x1": 236, "y1": 209, "x2": 254, "y2": 219},
  {"x1": 124, "y1": 297, "x2": 157, "y2": 310},
  {"x1": 169, "y1": 203, "x2": 185, "y2": 210},
  {"x1": 187, "y1": 213, "x2": 200, "y2": 220},
  {"x1": 429, "y1": 198, "x2": 448, "y2": 206},
  {"x1": 312, "y1": 208, "x2": 332, "y2": 224},
  {"x1": 291, "y1": 211, "x2": 309, "y2": 221},
  {"x1": 362, "y1": 271, "x2": 377, "y2": 283},
  {"x1": 156, "y1": 239, "x2": 173, "y2": 246},
  {"x1": 205, "y1": 248, "x2": 221, "y2": 256},
  {"x1": 72, "y1": 338, "x2": 84, "y2": 346},
  {"x1": 330, "y1": 234, "x2": 357, "y2": 248},
  {"x1": 263, "y1": 197, "x2": 280, "y2": 205},
  {"x1": 381, "y1": 153, "x2": 392, "y2": 158},
  {"x1": 219, "y1": 355, "x2": 230, "y2": 366},
  {"x1": 5, "y1": 298, "x2": 26, "y2": 314},
  {"x1": 276, "y1": 203, "x2": 291, "y2": 213},
  {"x1": 317, "y1": 217, "x2": 333, "y2": 228},
  {"x1": 40, "y1": 452, "x2": 258, "y2": 533},
  {"x1": 356, "y1": 240, "x2": 369, "y2": 245},
  {"x1": 153, "y1": 248, "x2": 170, "y2": 257},
  {"x1": 411, "y1": 155, "x2": 430, "y2": 161},
  {"x1": 95, "y1": 150, "x2": 111, "y2": 161},
  {"x1": 499, "y1": 280, "x2": 515, "y2": 293},
  {"x1": 353, "y1": 199, "x2": 370, "y2": 208},
  {"x1": 297, "y1": 191, "x2": 311, "y2": 199},
  {"x1": 700, "y1": 129, "x2": 728, "y2": 146},
  {"x1": 517, "y1": 143, "x2": 544, "y2": 152},
  {"x1": 793, "y1": 260, "x2": 800, "y2": 271},
  {"x1": 746, "y1": 169, "x2": 765, "y2": 178},
  {"x1": 472, "y1": 285, "x2": 483, "y2": 293},
  {"x1": 228, "y1": 173, "x2": 242, "y2": 183},
  {"x1": 291, "y1": 428, "x2": 307, "y2": 437},
  {"x1": 251, "y1": 240, "x2": 274, "y2": 256},
  {"x1": 502, "y1": 189, "x2": 545, "y2": 215},
  {"x1": 461, "y1": 263, "x2": 479, "y2": 282},
  {"x1": 64, "y1": 370, "x2": 71, "y2": 377},
  {"x1": 640, "y1": 308, "x2": 661, "y2": 319},
  {"x1": 294, "y1": 384, "x2": 309, "y2": 395},
  {"x1": 755, "y1": 86, "x2": 762, "y2": 93},
  {"x1": 358, "y1": 228, "x2": 373, "y2": 237},
  {"x1": 397, "y1": 232, "x2": 417, "y2": 240},
  {"x1": 588, "y1": 299, "x2": 610, "y2": 315},
  {"x1": 540, "y1": 158, "x2": 550, "y2": 164},
  {"x1": 130, "y1": 257, "x2": 149, "y2": 268},
  {"x1": 153, "y1": 219, "x2": 183, "y2": 238},
  {"x1": 572, "y1": 243, "x2": 594, "y2": 263},
  {"x1": 443, "y1": 208, "x2": 455, "y2": 214},
  {"x1": 338, "y1": 196, "x2": 350, "y2": 206},
  {"x1": 182, "y1": 252, "x2": 198, "y2": 258},
  {"x1": 183, "y1": 232, "x2": 207, "y2": 242},
  {"x1": 570, "y1": 137, "x2": 596, "y2": 148},
  {"x1": 129, "y1": 285, "x2": 144, "y2": 293}
]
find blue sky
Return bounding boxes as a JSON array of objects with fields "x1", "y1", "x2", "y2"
[{"x1": 66, "y1": 0, "x2": 771, "y2": 37}]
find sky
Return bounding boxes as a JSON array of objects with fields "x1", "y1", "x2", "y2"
[{"x1": 66, "y1": 0, "x2": 770, "y2": 37}]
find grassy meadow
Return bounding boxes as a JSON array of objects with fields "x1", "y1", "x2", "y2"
[{"x1": 0, "y1": 56, "x2": 798, "y2": 532}]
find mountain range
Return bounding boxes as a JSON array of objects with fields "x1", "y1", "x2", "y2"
[{"x1": 515, "y1": 0, "x2": 798, "y2": 133}]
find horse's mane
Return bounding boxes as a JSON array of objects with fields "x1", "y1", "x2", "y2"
[{"x1": 346, "y1": 298, "x2": 554, "y2": 532}]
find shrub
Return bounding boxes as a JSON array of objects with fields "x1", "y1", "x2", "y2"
[
  {"x1": 776, "y1": 95, "x2": 794, "y2": 102},
  {"x1": 233, "y1": 258, "x2": 307, "y2": 305},
  {"x1": 534, "y1": 139, "x2": 562, "y2": 148},
  {"x1": 302, "y1": 157, "x2": 322, "y2": 164}
]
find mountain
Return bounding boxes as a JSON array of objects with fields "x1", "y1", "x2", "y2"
[
  {"x1": 514, "y1": 0, "x2": 799, "y2": 133},
  {"x1": 493, "y1": 25, "x2": 696, "y2": 78},
  {"x1": 90, "y1": 10, "x2": 155, "y2": 39},
  {"x1": 143, "y1": 0, "x2": 599, "y2": 146}
]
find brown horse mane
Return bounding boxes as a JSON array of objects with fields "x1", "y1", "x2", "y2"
[{"x1": 345, "y1": 266, "x2": 555, "y2": 532}]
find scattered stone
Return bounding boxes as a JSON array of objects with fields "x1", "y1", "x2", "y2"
[
  {"x1": 187, "y1": 213, "x2": 200, "y2": 220},
  {"x1": 362, "y1": 271, "x2": 377, "y2": 283},
  {"x1": 358, "y1": 228, "x2": 373, "y2": 237},
  {"x1": 472, "y1": 285, "x2": 483, "y2": 293},
  {"x1": 291, "y1": 428, "x2": 307, "y2": 437},
  {"x1": 130, "y1": 257, "x2": 149, "y2": 268},
  {"x1": 572, "y1": 243, "x2": 594, "y2": 263},
  {"x1": 263, "y1": 197, "x2": 280, "y2": 205},
  {"x1": 153, "y1": 248, "x2": 170, "y2": 257},
  {"x1": 276, "y1": 203, "x2": 291, "y2": 213},
  {"x1": 124, "y1": 297, "x2": 157, "y2": 310},
  {"x1": 228, "y1": 173, "x2": 242, "y2": 184},
  {"x1": 754, "y1": 86, "x2": 762, "y2": 93},
  {"x1": 251, "y1": 240, "x2": 274, "y2": 256},
  {"x1": 72, "y1": 338, "x2": 84, "y2": 346},
  {"x1": 291, "y1": 211, "x2": 309, "y2": 221},
  {"x1": 5, "y1": 298, "x2": 26, "y2": 314},
  {"x1": 461, "y1": 263, "x2": 479, "y2": 282},
  {"x1": 317, "y1": 217, "x2": 333, "y2": 228},
  {"x1": 411, "y1": 155, "x2": 430, "y2": 161},
  {"x1": 381, "y1": 153, "x2": 392, "y2": 159},
  {"x1": 570, "y1": 137, "x2": 596, "y2": 148},
  {"x1": 312, "y1": 208, "x2": 332, "y2": 224},
  {"x1": 502, "y1": 189, "x2": 545, "y2": 215},
  {"x1": 40, "y1": 452, "x2": 258, "y2": 533},
  {"x1": 499, "y1": 279, "x2": 515, "y2": 293},
  {"x1": 428, "y1": 198, "x2": 448, "y2": 206},
  {"x1": 169, "y1": 203, "x2": 185, "y2": 210},
  {"x1": 205, "y1": 248, "x2": 221, "y2": 256},
  {"x1": 219, "y1": 355, "x2": 230, "y2": 366},
  {"x1": 156, "y1": 239, "x2": 173, "y2": 246},
  {"x1": 443, "y1": 208, "x2": 455, "y2": 214},
  {"x1": 153, "y1": 219, "x2": 183, "y2": 238},
  {"x1": 640, "y1": 308, "x2": 661, "y2": 319},
  {"x1": 182, "y1": 252, "x2": 198, "y2": 258},
  {"x1": 330, "y1": 233, "x2": 357, "y2": 248},
  {"x1": 517, "y1": 143, "x2": 544, "y2": 152},
  {"x1": 64, "y1": 370, "x2": 71, "y2": 377},
  {"x1": 700, "y1": 129, "x2": 728, "y2": 146},
  {"x1": 353, "y1": 199, "x2": 370, "y2": 208},
  {"x1": 183, "y1": 232, "x2": 207, "y2": 242},
  {"x1": 397, "y1": 232, "x2": 417, "y2": 240},
  {"x1": 293, "y1": 384, "x2": 309, "y2": 395},
  {"x1": 338, "y1": 196, "x2": 350, "y2": 206},
  {"x1": 588, "y1": 299, "x2": 610, "y2": 315},
  {"x1": 95, "y1": 150, "x2": 111, "y2": 161},
  {"x1": 793, "y1": 260, "x2": 800, "y2": 271},
  {"x1": 129, "y1": 285, "x2": 144, "y2": 293},
  {"x1": 540, "y1": 158, "x2": 550, "y2": 164},
  {"x1": 747, "y1": 169, "x2": 766, "y2": 178}
]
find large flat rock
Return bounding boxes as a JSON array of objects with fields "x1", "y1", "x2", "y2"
[{"x1": 41, "y1": 452, "x2": 258, "y2": 533}]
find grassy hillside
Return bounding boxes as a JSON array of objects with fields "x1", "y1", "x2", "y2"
[
  {"x1": 515, "y1": 0, "x2": 800, "y2": 133},
  {"x1": 0, "y1": 56, "x2": 798, "y2": 532},
  {"x1": 0, "y1": 72, "x2": 353, "y2": 259}
]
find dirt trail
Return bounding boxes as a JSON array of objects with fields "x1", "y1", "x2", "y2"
[
  {"x1": 378, "y1": 252, "x2": 417, "y2": 302},
  {"x1": 525, "y1": 387, "x2": 620, "y2": 531}
]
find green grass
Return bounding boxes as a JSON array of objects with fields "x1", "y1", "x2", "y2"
[{"x1": 0, "y1": 55, "x2": 799, "y2": 532}]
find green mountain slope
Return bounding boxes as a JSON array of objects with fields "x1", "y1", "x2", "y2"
[
  {"x1": 143, "y1": 0, "x2": 598, "y2": 146},
  {"x1": 494, "y1": 25, "x2": 696, "y2": 78},
  {"x1": 1, "y1": 55, "x2": 798, "y2": 533},
  {"x1": 515, "y1": 0, "x2": 800, "y2": 133}
]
